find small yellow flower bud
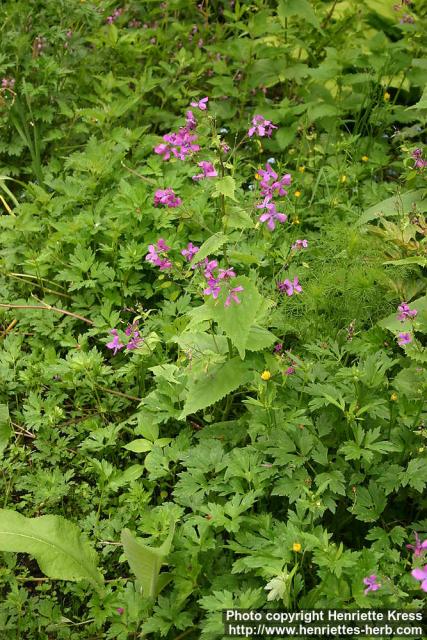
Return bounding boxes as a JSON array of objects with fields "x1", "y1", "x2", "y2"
[
  {"x1": 294, "y1": 190, "x2": 301, "y2": 198},
  {"x1": 362, "y1": 155, "x2": 369, "y2": 162},
  {"x1": 340, "y1": 175, "x2": 347, "y2": 183},
  {"x1": 418, "y1": 447, "x2": 425, "y2": 453},
  {"x1": 292, "y1": 218, "x2": 300, "y2": 225},
  {"x1": 255, "y1": 172, "x2": 261, "y2": 180},
  {"x1": 261, "y1": 370, "x2": 271, "y2": 381},
  {"x1": 390, "y1": 392, "x2": 398, "y2": 401},
  {"x1": 298, "y1": 166, "x2": 305, "y2": 173},
  {"x1": 384, "y1": 91, "x2": 391, "y2": 102},
  {"x1": 292, "y1": 543, "x2": 302, "y2": 552}
]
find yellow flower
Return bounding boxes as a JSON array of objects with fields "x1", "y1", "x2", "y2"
[
  {"x1": 384, "y1": 91, "x2": 391, "y2": 102},
  {"x1": 294, "y1": 190, "x2": 301, "y2": 198},
  {"x1": 362, "y1": 155, "x2": 369, "y2": 162},
  {"x1": 292, "y1": 543, "x2": 302, "y2": 552},
  {"x1": 419, "y1": 447, "x2": 425, "y2": 453},
  {"x1": 390, "y1": 392, "x2": 398, "y2": 401},
  {"x1": 255, "y1": 172, "x2": 262, "y2": 180},
  {"x1": 292, "y1": 218, "x2": 300, "y2": 225},
  {"x1": 261, "y1": 370, "x2": 271, "y2": 381},
  {"x1": 298, "y1": 166, "x2": 305, "y2": 173},
  {"x1": 340, "y1": 175, "x2": 347, "y2": 183}
]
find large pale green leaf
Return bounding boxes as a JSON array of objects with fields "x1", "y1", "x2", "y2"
[
  {"x1": 0, "y1": 510, "x2": 103, "y2": 587},
  {"x1": 212, "y1": 176, "x2": 237, "y2": 202},
  {"x1": 190, "y1": 232, "x2": 228, "y2": 265},
  {"x1": 0, "y1": 404, "x2": 11, "y2": 457},
  {"x1": 278, "y1": 0, "x2": 321, "y2": 30},
  {"x1": 378, "y1": 295, "x2": 427, "y2": 333},
  {"x1": 207, "y1": 276, "x2": 263, "y2": 358},
  {"x1": 121, "y1": 520, "x2": 175, "y2": 598},
  {"x1": 180, "y1": 357, "x2": 253, "y2": 419},
  {"x1": 356, "y1": 189, "x2": 427, "y2": 226}
]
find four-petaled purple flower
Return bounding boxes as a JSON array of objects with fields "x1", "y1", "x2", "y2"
[
  {"x1": 125, "y1": 322, "x2": 143, "y2": 350},
  {"x1": 277, "y1": 277, "x2": 302, "y2": 296},
  {"x1": 248, "y1": 115, "x2": 277, "y2": 138},
  {"x1": 186, "y1": 110, "x2": 197, "y2": 130},
  {"x1": 407, "y1": 532, "x2": 427, "y2": 557},
  {"x1": 192, "y1": 161, "x2": 218, "y2": 181},
  {"x1": 363, "y1": 575, "x2": 381, "y2": 594},
  {"x1": 397, "y1": 332, "x2": 412, "y2": 346},
  {"x1": 190, "y1": 96, "x2": 208, "y2": 111},
  {"x1": 181, "y1": 242, "x2": 199, "y2": 261},
  {"x1": 411, "y1": 566, "x2": 427, "y2": 592},
  {"x1": 154, "y1": 188, "x2": 182, "y2": 208},
  {"x1": 154, "y1": 128, "x2": 200, "y2": 161},
  {"x1": 145, "y1": 239, "x2": 172, "y2": 270},
  {"x1": 274, "y1": 343, "x2": 283, "y2": 353},
  {"x1": 397, "y1": 302, "x2": 417, "y2": 321},
  {"x1": 412, "y1": 148, "x2": 426, "y2": 169},
  {"x1": 204, "y1": 278, "x2": 221, "y2": 299},
  {"x1": 106, "y1": 329, "x2": 124, "y2": 355},
  {"x1": 225, "y1": 285, "x2": 244, "y2": 307},
  {"x1": 257, "y1": 197, "x2": 287, "y2": 231},
  {"x1": 292, "y1": 239, "x2": 308, "y2": 251}
]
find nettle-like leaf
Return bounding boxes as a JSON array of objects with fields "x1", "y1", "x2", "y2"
[
  {"x1": 190, "y1": 232, "x2": 228, "y2": 265},
  {"x1": 180, "y1": 357, "x2": 253, "y2": 419},
  {"x1": 0, "y1": 404, "x2": 11, "y2": 457},
  {"x1": 0, "y1": 510, "x2": 103, "y2": 587},
  {"x1": 121, "y1": 520, "x2": 175, "y2": 599},
  {"x1": 207, "y1": 276, "x2": 264, "y2": 358}
]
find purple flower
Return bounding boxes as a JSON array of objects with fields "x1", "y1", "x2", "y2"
[
  {"x1": 397, "y1": 332, "x2": 412, "y2": 346},
  {"x1": 117, "y1": 607, "x2": 125, "y2": 615},
  {"x1": 154, "y1": 128, "x2": 200, "y2": 161},
  {"x1": 154, "y1": 188, "x2": 182, "y2": 208},
  {"x1": 278, "y1": 277, "x2": 302, "y2": 296},
  {"x1": 363, "y1": 575, "x2": 380, "y2": 594},
  {"x1": 190, "y1": 96, "x2": 209, "y2": 111},
  {"x1": 218, "y1": 268, "x2": 236, "y2": 280},
  {"x1": 145, "y1": 239, "x2": 172, "y2": 270},
  {"x1": 204, "y1": 278, "x2": 221, "y2": 299},
  {"x1": 106, "y1": 329, "x2": 125, "y2": 355},
  {"x1": 291, "y1": 239, "x2": 308, "y2": 251},
  {"x1": 257, "y1": 197, "x2": 287, "y2": 231},
  {"x1": 192, "y1": 161, "x2": 218, "y2": 181},
  {"x1": 248, "y1": 115, "x2": 277, "y2": 138},
  {"x1": 225, "y1": 285, "x2": 244, "y2": 307},
  {"x1": 181, "y1": 242, "x2": 199, "y2": 261},
  {"x1": 285, "y1": 366, "x2": 296, "y2": 375},
  {"x1": 411, "y1": 566, "x2": 427, "y2": 592},
  {"x1": 397, "y1": 302, "x2": 417, "y2": 322},
  {"x1": 274, "y1": 343, "x2": 283, "y2": 353},
  {"x1": 407, "y1": 532, "x2": 427, "y2": 557},
  {"x1": 124, "y1": 322, "x2": 144, "y2": 350},
  {"x1": 186, "y1": 110, "x2": 197, "y2": 130},
  {"x1": 1, "y1": 77, "x2": 15, "y2": 90}
]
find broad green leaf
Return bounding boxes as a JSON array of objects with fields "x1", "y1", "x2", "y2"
[
  {"x1": 180, "y1": 357, "x2": 253, "y2": 419},
  {"x1": 207, "y1": 276, "x2": 264, "y2": 358},
  {"x1": 278, "y1": 0, "x2": 321, "y2": 30},
  {"x1": 190, "y1": 232, "x2": 228, "y2": 265},
  {"x1": 123, "y1": 439, "x2": 153, "y2": 453},
  {"x1": 212, "y1": 176, "x2": 237, "y2": 201},
  {"x1": 356, "y1": 189, "x2": 427, "y2": 226},
  {"x1": 0, "y1": 404, "x2": 11, "y2": 457},
  {"x1": 226, "y1": 206, "x2": 254, "y2": 229},
  {"x1": 0, "y1": 510, "x2": 103, "y2": 587},
  {"x1": 383, "y1": 256, "x2": 427, "y2": 267},
  {"x1": 246, "y1": 325, "x2": 277, "y2": 352},
  {"x1": 379, "y1": 295, "x2": 427, "y2": 333},
  {"x1": 121, "y1": 520, "x2": 175, "y2": 598}
]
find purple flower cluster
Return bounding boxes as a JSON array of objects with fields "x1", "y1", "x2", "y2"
[
  {"x1": 106, "y1": 8, "x2": 123, "y2": 24},
  {"x1": 145, "y1": 238, "x2": 172, "y2": 270},
  {"x1": 277, "y1": 277, "x2": 302, "y2": 296},
  {"x1": 397, "y1": 331, "x2": 412, "y2": 346},
  {"x1": 192, "y1": 161, "x2": 218, "y2": 181},
  {"x1": 1, "y1": 77, "x2": 15, "y2": 90},
  {"x1": 154, "y1": 188, "x2": 182, "y2": 208},
  {"x1": 412, "y1": 148, "x2": 426, "y2": 169},
  {"x1": 397, "y1": 301, "x2": 417, "y2": 321},
  {"x1": 107, "y1": 322, "x2": 143, "y2": 355},
  {"x1": 181, "y1": 242, "x2": 199, "y2": 261},
  {"x1": 248, "y1": 115, "x2": 277, "y2": 138},
  {"x1": 292, "y1": 239, "x2": 308, "y2": 251},
  {"x1": 255, "y1": 163, "x2": 291, "y2": 231},
  {"x1": 155, "y1": 127, "x2": 200, "y2": 161},
  {"x1": 194, "y1": 258, "x2": 243, "y2": 306}
]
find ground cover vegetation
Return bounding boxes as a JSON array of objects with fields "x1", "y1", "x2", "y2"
[{"x1": 0, "y1": 0, "x2": 426, "y2": 637}]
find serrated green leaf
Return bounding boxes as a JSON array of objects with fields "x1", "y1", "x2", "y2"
[
  {"x1": 207, "y1": 276, "x2": 263, "y2": 357},
  {"x1": 190, "y1": 232, "x2": 228, "y2": 265},
  {"x1": 180, "y1": 357, "x2": 252, "y2": 419},
  {"x1": 278, "y1": 0, "x2": 321, "y2": 29},
  {"x1": 0, "y1": 510, "x2": 103, "y2": 587},
  {"x1": 0, "y1": 404, "x2": 11, "y2": 457},
  {"x1": 212, "y1": 176, "x2": 237, "y2": 201},
  {"x1": 121, "y1": 520, "x2": 175, "y2": 598},
  {"x1": 246, "y1": 325, "x2": 277, "y2": 352}
]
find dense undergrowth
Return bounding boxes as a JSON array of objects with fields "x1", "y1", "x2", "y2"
[{"x1": 0, "y1": 0, "x2": 426, "y2": 638}]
